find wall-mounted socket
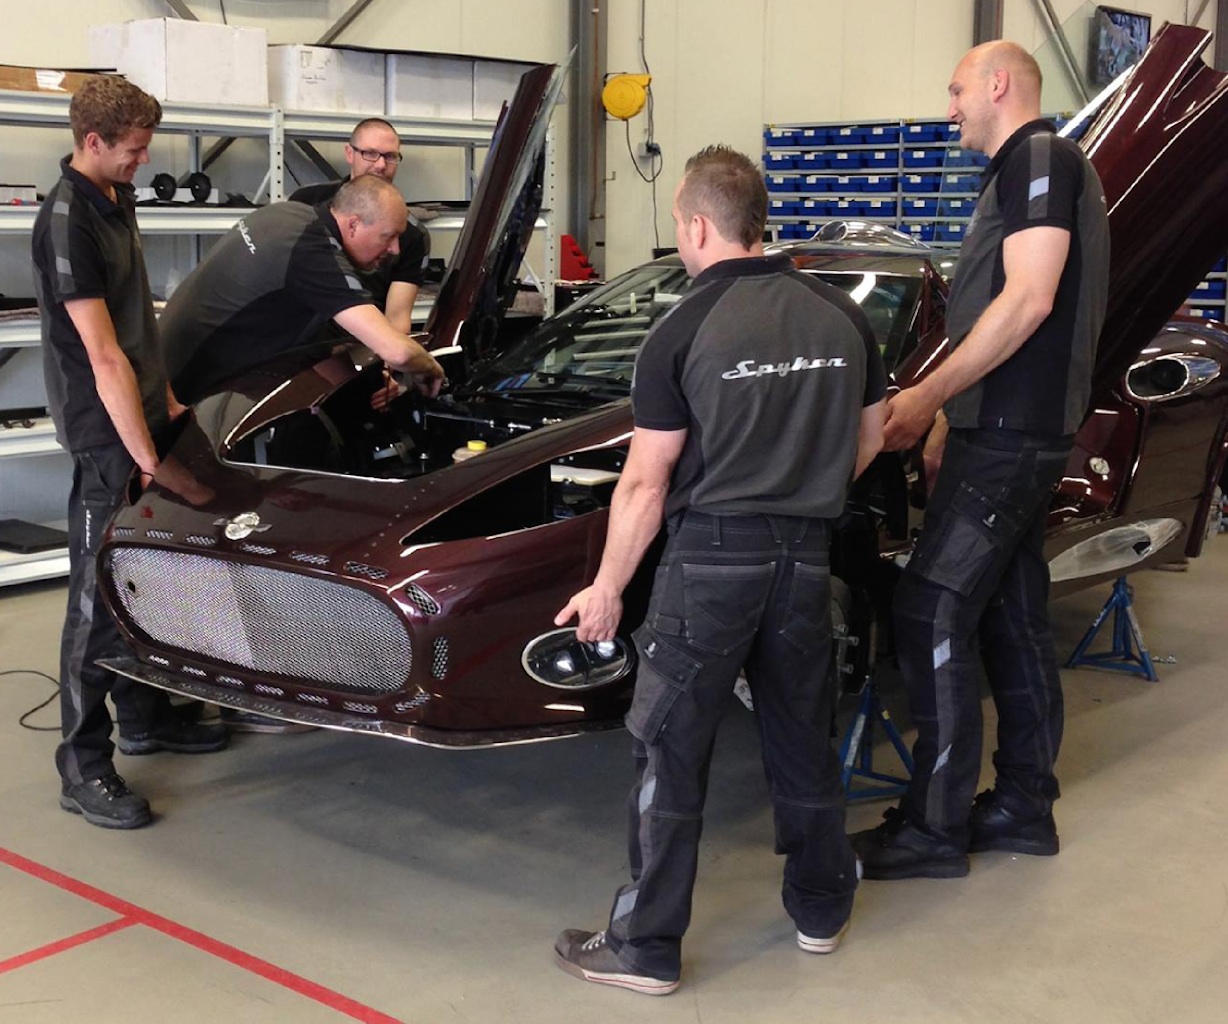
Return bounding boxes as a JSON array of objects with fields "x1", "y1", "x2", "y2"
[{"x1": 637, "y1": 140, "x2": 661, "y2": 159}]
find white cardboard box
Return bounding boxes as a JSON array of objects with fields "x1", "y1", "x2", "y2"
[
  {"x1": 385, "y1": 53, "x2": 474, "y2": 121},
  {"x1": 269, "y1": 45, "x2": 384, "y2": 114},
  {"x1": 472, "y1": 60, "x2": 534, "y2": 120},
  {"x1": 88, "y1": 19, "x2": 268, "y2": 106}
]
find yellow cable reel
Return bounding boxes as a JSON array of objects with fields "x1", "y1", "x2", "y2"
[{"x1": 602, "y1": 73, "x2": 652, "y2": 120}]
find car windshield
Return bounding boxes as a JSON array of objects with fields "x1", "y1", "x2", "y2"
[{"x1": 472, "y1": 257, "x2": 924, "y2": 395}]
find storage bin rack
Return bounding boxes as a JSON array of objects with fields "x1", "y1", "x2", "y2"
[
  {"x1": 763, "y1": 119, "x2": 987, "y2": 248},
  {"x1": 764, "y1": 117, "x2": 1227, "y2": 320}
]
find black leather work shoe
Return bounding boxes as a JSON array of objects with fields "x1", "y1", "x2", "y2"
[
  {"x1": 117, "y1": 717, "x2": 229, "y2": 755},
  {"x1": 60, "y1": 773, "x2": 152, "y2": 829},
  {"x1": 968, "y1": 789, "x2": 1059, "y2": 856},
  {"x1": 849, "y1": 806, "x2": 970, "y2": 880}
]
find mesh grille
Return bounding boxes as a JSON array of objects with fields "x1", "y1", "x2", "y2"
[
  {"x1": 185, "y1": 535, "x2": 217, "y2": 547},
  {"x1": 241, "y1": 543, "x2": 277, "y2": 555},
  {"x1": 405, "y1": 584, "x2": 441, "y2": 615},
  {"x1": 292, "y1": 552, "x2": 329, "y2": 566},
  {"x1": 345, "y1": 561, "x2": 388, "y2": 581},
  {"x1": 106, "y1": 548, "x2": 412, "y2": 695},
  {"x1": 431, "y1": 637, "x2": 449, "y2": 679}
]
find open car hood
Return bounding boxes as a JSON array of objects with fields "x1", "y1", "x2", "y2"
[
  {"x1": 423, "y1": 57, "x2": 570, "y2": 363},
  {"x1": 1081, "y1": 24, "x2": 1228, "y2": 393}
]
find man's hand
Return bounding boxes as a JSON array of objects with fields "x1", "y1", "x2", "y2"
[
  {"x1": 409, "y1": 366, "x2": 443, "y2": 398},
  {"x1": 369, "y1": 369, "x2": 406, "y2": 411},
  {"x1": 555, "y1": 582, "x2": 623, "y2": 643},
  {"x1": 882, "y1": 386, "x2": 941, "y2": 452}
]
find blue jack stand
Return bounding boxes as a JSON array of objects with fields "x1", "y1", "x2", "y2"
[
  {"x1": 839, "y1": 673, "x2": 914, "y2": 803},
  {"x1": 1064, "y1": 575, "x2": 1159, "y2": 681}
]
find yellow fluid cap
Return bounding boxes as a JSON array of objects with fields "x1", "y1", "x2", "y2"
[
  {"x1": 602, "y1": 74, "x2": 651, "y2": 120},
  {"x1": 466, "y1": 440, "x2": 488, "y2": 453}
]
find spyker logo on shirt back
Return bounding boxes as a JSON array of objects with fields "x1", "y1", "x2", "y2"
[
  {"x1": 721, "y1": 356, "x2": 847, "y2": 380},
  {"x1": 215, "y1": 511, "x2": 272, "y2": 541}
]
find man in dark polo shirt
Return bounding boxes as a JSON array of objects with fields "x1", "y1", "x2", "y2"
[
  {"x1": 289, "y1": 117, "x2": 430, "y2": 334},
  {"x1": 32, "y1": 76, "x2": 227, "y2": 831},
  {"x1": 552, "y1": 146, "x2": 887, "y2": 995},
  {"x1": 852, "y1": 41, "x2": 1110, "y2": 879},
  {"x1": 159, "y1": 175, "x2": 443, "y2": 406}
]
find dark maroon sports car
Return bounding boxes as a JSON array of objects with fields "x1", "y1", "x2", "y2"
[{"x1": 97, "y1": 26, "x2": 1228, "y2": 747}]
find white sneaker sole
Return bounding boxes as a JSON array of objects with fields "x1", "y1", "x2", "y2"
[
  {"x1": 554, "y1": 952, "x2": 679, "y2": 995},
  {"x1": 797, "y1": 919, "x2": 850, "y2": 954}
]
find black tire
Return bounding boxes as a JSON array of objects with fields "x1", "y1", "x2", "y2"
[{"x1": 151, "y1": 172, "x2": 177, "y2": 201}]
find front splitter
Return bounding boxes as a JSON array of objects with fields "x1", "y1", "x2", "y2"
[{"x1": 98, "y1": 657, "x2": 624, "y2": 750}]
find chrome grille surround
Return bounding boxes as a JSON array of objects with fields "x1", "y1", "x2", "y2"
[{"x1": 105, "y1": 547, "x2": 412, "y2": 695}]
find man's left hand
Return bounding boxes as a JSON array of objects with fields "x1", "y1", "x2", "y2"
[
  {"x1": 369, "y1": 370, "x2": 406, "y2": 411},
  {"x1": 555, "y1": 583, "x2": 623, "y2": 643},
  {"x1": 882, "y1": 387, "x2": 941, "y2": 452}
]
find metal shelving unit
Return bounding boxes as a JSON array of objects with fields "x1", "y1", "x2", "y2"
[{"x1": 0, "y1": 85, "x2": 560, "y2": 586}]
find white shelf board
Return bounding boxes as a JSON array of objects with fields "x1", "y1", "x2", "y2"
[
  {"x1": 0, "y1": 418, "x2": 65, "y2": 458},
  {"x1": 0, "y1": 547, "x2": 70, "y2": 586}
]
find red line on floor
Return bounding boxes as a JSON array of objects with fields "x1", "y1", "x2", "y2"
[
  {"x1": 0, "y1": 846, "x2": 404, "y2": 1024},
  {"x1": 0, "y1": 916, "x2": 138, "y2": 976}
]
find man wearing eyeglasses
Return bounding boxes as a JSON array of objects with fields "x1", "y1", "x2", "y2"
[{"x1": 290, "y1": 118, "x2": 430, "y2": 334}]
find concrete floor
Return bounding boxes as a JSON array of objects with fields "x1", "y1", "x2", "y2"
[{"x1": 1, "y1": 537, "x2": 1225, "y2": 1024}]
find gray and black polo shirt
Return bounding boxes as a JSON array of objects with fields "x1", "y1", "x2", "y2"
[
  {"x1": 290, "y1": 179, "x2": 432, "y2": 305},
  {"x1": 944, "y1": 119, "x2": 1110, "y2": 436},
  {"x1": 159, "y1": 201, "x2": 374, "y2": 404},
  {"x1": 633, "y1": 254, "x2": 887, "y2": 520},
  {"x1": 32, "y1": 157, "x2": 167, "y2": 452}
]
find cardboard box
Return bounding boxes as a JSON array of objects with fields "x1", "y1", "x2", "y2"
[
  {"x1": 88, "y1": 19, "x2": 267, "y2": 106},
  {"x1": 385, "y1": 53, "x2": 474, "y2": 121},
  {"x1": 268, "y1": 44, "x2": 383, "y2": 114},
  {"x1": 472, "y1": 60, "x2": 535, "y2": 120},
  {"x1": 0, "y1": 65, "x2": 103, "y2": 95}
]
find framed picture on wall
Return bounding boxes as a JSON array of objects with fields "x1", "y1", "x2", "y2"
[{"x1": 1089, "y1": 6, "x2": 1152, "y2": 86}]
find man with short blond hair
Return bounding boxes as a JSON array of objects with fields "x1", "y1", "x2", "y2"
[
  {"x1": 34, "y1": 76, "x2": 228, "y2": 830},
  {"x1": 553, "y1": 145, "x2": 886, "y2": 995}
]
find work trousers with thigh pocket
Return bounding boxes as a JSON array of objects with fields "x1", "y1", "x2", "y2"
[
  {"x1": 605, "y1": 509, "x2": 858, "y2": 981},
  {"x1": 58, "y1": 442, "x2": 170, "y2": 785},
  {"x1": 894, "y1": 428, "x2": 1071, "y2": 839}
]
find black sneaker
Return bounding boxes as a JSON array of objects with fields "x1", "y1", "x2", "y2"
[
  {"x1": 968, "y1": 789, "x2": 1059, "y2": 856},
  {"x1": 849, "y1": 806, "x2": 970, "y2": 880},
  {"x1": 220, "y1": 708, "x2": 317, "y2": 734},
  {"x1": 553, "y1": 930, "x2": 679, "y2": 996},
  {"x1": 117, "y1": 717, "x2": 230, "y2": 755},
  {"x1": 60, "y1": 773, "x2": 152, "y2": 829},
  {"x1": 797, "y1": 919, "x2": 850, "y2": 954}
]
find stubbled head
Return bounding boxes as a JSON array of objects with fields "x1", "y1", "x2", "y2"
[
  {"x1": 672, "y1": 145, "x2": 767, "y2": 275},
  {"x1": 947, "y1": 40, "x2": 1043, "y2": 156},
  {"x1": 331, "y1": 175, "x2": 409, "y2": 270}
]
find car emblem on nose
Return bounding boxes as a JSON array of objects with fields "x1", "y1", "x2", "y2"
[{"x1": 215, "y1": 511, "x2": 272, "y2": 541}]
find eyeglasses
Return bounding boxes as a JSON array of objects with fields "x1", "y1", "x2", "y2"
[{"x1": 353, "y1": 147, "x2": 402, "y2": 164}]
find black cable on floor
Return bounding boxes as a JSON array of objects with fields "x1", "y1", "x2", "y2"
[{"x1": 2, "y1": 669, "x2": 60, "y2": 731}]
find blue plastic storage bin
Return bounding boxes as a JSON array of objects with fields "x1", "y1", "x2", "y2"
[
  {"x1": 766, "y1": 174, "x2": 801, "y2": 193},
  {"x1": 802, "y1": 175, "x2": 830, "y2": 193},
  {"x1": 903, "y1": 123, "x2": 944, "y2": 143},
  {"x1": 863, "y1": 199, "x2": 898, "y2": 218},
  {"x1": 904, "y1": 150, "x2": 945, "y2": 169},
  {"x1": 944, "y1": 148, "x2": 986, "y2": 168},
  {"x1": 769, "y1": 198, "x2": 801, "y2": 216},
  {"x1": 863, "y1": 124, "x2": 901, "y2": 144},
  {"x1": 764, "y1": 127, "x2": 798, "y2": 148},
  {"x1": 902, "y1": 174, "x2": 940, "y2": 193},
  {"x1": 832, "y1": 126, "x2": 866, "y2": 144},
  {"x1": 863, "y1": 150, "x2": 898, "y2": 169},
  {"x1": 827, "y1": 151, "x2": 864, "y2": 170},
  {"x1": 797, "y1": 127, "x2": 833, "y2": 146},
  {"x1": 938, "y1": 197, "x2": 973, "y2": 217},
  {"x1": 764, "y1": 153, "x2": 796, "y2": 171},
  {"x1": 902, "y1": 198, "x2": 939, "y2": 217},
  {"x1": 937, "y1": 223, "x2": 966, "y2": 243},
  {"x1": 1211, "y1": 256, "x2": 1227, "y2": 273},
  {"x1": 800, "y1": 152, "x2": 829, "y2": 171},
  {"x1": 940, "y1": 172, "x2": 981, "y2": 193},
  {"x1": 1192, "y1": 280, "x2": 1227, "y2": 300}
]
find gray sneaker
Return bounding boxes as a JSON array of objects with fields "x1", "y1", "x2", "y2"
[
  {"x1": 60, "y1": 772, "x2": 152, "y2": 829},
  {"x1": 553, "y1": 930, "x2": 679, "y2": 996}
]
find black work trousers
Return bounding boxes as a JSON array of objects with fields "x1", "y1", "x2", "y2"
[
  {"x1": 894, "y1": 428, "x2": 1071, "y2": 839},
  {"x1": 57, "y1": 442, "x2": 170, "y2": 785},
  {"x1": 606, "y1": 510, "x2": 858, "y2": 981}
]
